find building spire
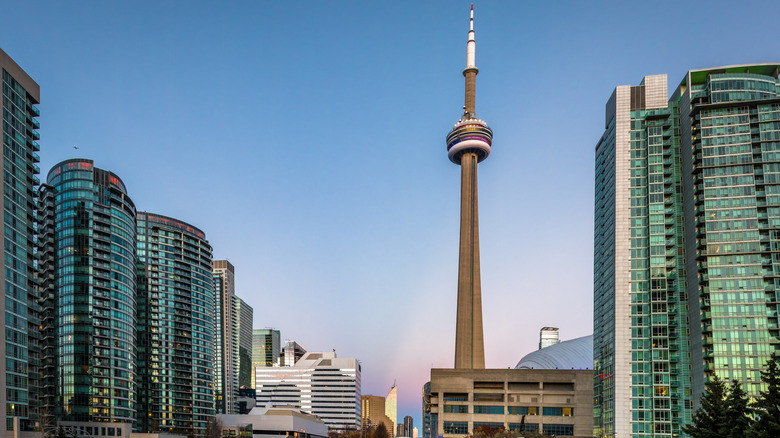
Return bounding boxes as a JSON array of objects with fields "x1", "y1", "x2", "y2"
[
  {"x1": 467, "y1": 4, "x2": 475, "y2": 68},
  {"x1": 463, "y1": 5, "x2": 479, "y2": 117}
]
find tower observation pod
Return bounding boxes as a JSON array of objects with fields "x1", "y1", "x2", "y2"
[{"x1": 447, "y1": 5, "x2": 492, "y2": 370}]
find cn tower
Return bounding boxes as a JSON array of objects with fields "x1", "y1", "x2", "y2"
[{"x1": 446, "y1": 5, "x2": 492, "y2": 370}]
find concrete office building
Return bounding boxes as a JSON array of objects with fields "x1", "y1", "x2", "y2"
[
  {"x1": 255, "y1": 351, "x2": 361, "y2": 431},
  {"x1": 427, "y1": 368, "x2": 592, "y2": 438},
  {"x1": 0, "y1": 48, "x2": 41, "y2": 434},
  {"x1": 135, "y1": 212, "x2": 216, "y2": 435},
  {"x1": 252, "y1": 329, "x2": 281, "y2": 384},
  {"x1": 39, "y1": 159, "x2": 137, "y2": 432},
  {"x1": 234, "y1": 296, "x2": 253, "y2": 388},
  {"x1": 360, "y1": 395, "x2": 393, "y2": 435},
  {"x1": 594, "y1": 64, "x2": 780, "y2": 437}
]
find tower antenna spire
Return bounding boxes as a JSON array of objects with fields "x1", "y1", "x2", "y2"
[{"x1": 464, "y1": 4, "x2": 478, "y2": 117}]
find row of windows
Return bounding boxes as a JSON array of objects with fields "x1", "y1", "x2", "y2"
[
  {"x1": 442, "y1": 405, "x2": 573, "y2": 416},
  {"x1": 442, "y1": 422, "x2": 573, "y2": 436}
]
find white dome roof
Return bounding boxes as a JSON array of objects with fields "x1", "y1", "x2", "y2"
[{"x1": 514, "y1": 335, "x2": 593, "y2": 370}]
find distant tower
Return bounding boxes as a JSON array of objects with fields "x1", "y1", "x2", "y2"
[
  {"x1": 447, "y1": 5, "x2": 493, "y2": 369},
  {"x1": 539, "y1": 327, "x2": 560, "y2": 349},
  {"x1": 386, "y1": 384, "x2": 398, "y2": 436}
]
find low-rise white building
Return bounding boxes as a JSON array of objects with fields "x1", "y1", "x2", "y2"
[
  {"x1": 255, "y1": 352, "x2": 361, "y2": 431},
  {"x1": 219, "y1": 406, "x2": 328, "y2": 438}
]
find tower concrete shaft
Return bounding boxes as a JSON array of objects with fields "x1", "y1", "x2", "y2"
[
  {"x1": 454, "y1": 150, "x2": 485, "y2": 369},
  {"x1": 447, "y1": 5, "x2": 491, "y2": 369}
]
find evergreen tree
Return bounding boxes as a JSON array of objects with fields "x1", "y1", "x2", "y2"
[
  {"x1": 723, "y1": 380, "x2": 751, "y2": 438},
  {"x1": 372, "y1": 423, "x2": 390, "y2": 438},
  {"x1": 684, "y1": 375, "x2": 729, "y2": 438},
  {"x1": 749, "y1": 357, "x2": 780, "y2": 438}
]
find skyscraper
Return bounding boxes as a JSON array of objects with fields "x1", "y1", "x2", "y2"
[
  {"x1": 213, "y1": 260, "x2": 237, "y2": 414},
  {"x1": 252, "y1": 328, "x2": 281, "y2": 384},
  {"x1": 385, "y1": 384, "x2": 397, "y2": 435},
  {"x1": 213, "y1": 260, "x2": 253, "y2": 413},
  {"x1": 593, "y1": 74, "x2": 689, "y2": 438},
  {"x1": 234, "y1": 296, "x2": 253, "y2": 388},
  {"x1": 403, "y1": 416, "x2": 413, "y2": 437},
  {"x1": 594, "y1": 64, "x2": 780, "y2": 437},
  {"x1": 39, "y1": 159, "x2": 137, "y2": 433},
  {"x1": 135, "y1": 212, "x2": 215, "y2": 435},
  {"x1": 360, "y1": 395, "x2": 393, "y2": 434},
  {"x1": 0, "y1": 48, "x2": 41, "y2": 433},
  {"x1": 678, "y1": 65, "x2": 780, "y2": 403},
  {"x1": 446, "y1": 4, "x2": 493, "y2": 370}
]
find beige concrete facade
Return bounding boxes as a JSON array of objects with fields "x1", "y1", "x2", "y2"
[
  {"x1": 361, "y1": 395, "x2": 394, "y2": 437},
  {"x1": 427, "y1": 368, "x2": 592, "y2": 438},
  {"x1": 454, "y1": 150, "x2": 485, "y2": 369}
]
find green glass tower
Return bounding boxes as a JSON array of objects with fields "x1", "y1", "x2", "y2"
[
  {"x1": 595, "y1": 64, "x2": 780, "y2": 437},
  {"x1": 0, "y1": 48, "x2": 41, "y2": 433},
  {"x1": 136, "y1": 212, "x2": 215, "y2": 435},
  {"x1": 594, "y1": 75, "x2": 690, "y2": 438},
  {"x1": 40, "y1": 159, "x2": 137, "y2": 432},
  {"x1": 679, "y1": 65, "x2": 780, "y2": 401}
]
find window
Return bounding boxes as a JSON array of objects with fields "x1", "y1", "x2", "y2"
[
  {"x1": 542, "y1": 424, "x2": 574, "y2": 436},
  {"x1": 473, "y1": 422, "x2": 503, "y2": 430},
  {"x1": 508, "y1": 406, "x2": 538, "y2": 415},
  {"x1": 473, "y1": 406, "x2": 503, "y2": 415},
  {"x1": 443, "y1": 422, "x2": 468, "y2": 435},
  {"x1": 508, "y1": 424, "x2": 538, "y2": 432},
  {"x1": 443, "y1": 405, "x2": 468, "y2": 414},
  {"x1": 542, "y1": 407, "x2": 573, "y2": 416}
]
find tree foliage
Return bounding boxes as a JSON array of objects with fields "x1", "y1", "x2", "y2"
[
  {"x1": 685, "y1": 375, "x2": 729, "y2": 438},
  {"x1": 724, "y1": 380, "x2": 751, "y2": 438},
  {"x1": 203, "y1": 416, "x2": 223, "y2": 438},
  {"x1": 470, "y1": 425, "x2": 551, "y2": 438},
  {"x1": 372, "y1": 423, "x2": 390, "y2": 438},
  {"x1": 686, "y1": 357, "x2": 780, "y2": 438},
  {"x1": 748, "y1": 357, "x2": 780, "y2": 438}
]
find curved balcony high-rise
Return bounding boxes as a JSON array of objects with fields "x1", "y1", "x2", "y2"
[
  {"x1": 136, "y1": 212, "x2": 215, "y2": 435},
  {"x1": 447, "y1": 5, "x2": 492, "y2": 370},
  {"x1": 40, "y1": 159, "x2": 137, "y2": 430}
]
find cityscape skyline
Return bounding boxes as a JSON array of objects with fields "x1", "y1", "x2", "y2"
[{"x1": 3, "y1": 0, "x2": 780, "y2": 429}]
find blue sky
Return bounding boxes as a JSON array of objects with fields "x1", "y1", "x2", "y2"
[{"x1": 3, "y1": 0, "x2": 779, "y2": 428}]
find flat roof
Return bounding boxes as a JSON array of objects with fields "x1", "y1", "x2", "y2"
[{"x1": 682, "y1": 63, "x2": 780, "y2": 88}]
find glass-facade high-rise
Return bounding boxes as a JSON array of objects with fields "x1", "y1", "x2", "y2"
[
  {"x1": 594, "y1": 75, "x2": 691, "y2": 438},
  {"x1": 213, "y1": 260, "x2": 235, "y2": 414},
  {"x1": 233, "y1": 295, "x2": 253, "y2": 388},
  {"x1": 136, "y1": 212, "x2": 215, "y2": 435},
  {"x1": 1, "y1": 48, "x2": 41, "y2": 432},
  {"x1": 594, "y1": 64, "x2": 780, "y2": 438},
  {"x1": 252, "y1": 328, "x2": 281, "y2": 385},
  {"x1": 40, "y1": 159, "x2": 137, "y2": 430},
  {"x1": 680, "y1": 65, "x2": 780, "y2": 401}
]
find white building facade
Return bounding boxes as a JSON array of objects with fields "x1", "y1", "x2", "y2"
[{"x1": 255, "y1": 352, "x2": 361, "y2": 431}]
